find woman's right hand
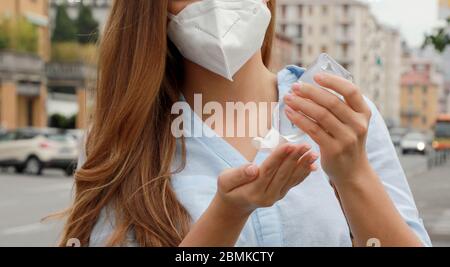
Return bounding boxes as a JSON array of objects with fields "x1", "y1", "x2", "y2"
[
  {"x1": 180, "y1": 144, "x2": 317, "y2": 247},
  {"x1": 216, "y1": 143, "x2": 318, "y2": 217}
]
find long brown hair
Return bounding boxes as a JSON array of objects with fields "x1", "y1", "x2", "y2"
[{"x1": 60, "y1": 0, "x2": 276, "y2": 247}]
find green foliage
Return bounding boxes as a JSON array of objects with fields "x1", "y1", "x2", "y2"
[
  {"x1": 52, "y1": 4, "x2": 77, "y2": 42},
  {"x1": 422, "y1": 17, "x2": 450, "y2": 53},
  {"x1": 49, "y1": 113, "x2": 77, "y2": 130},
  {"x1": 76, "y1": 3, "x2": 99, "y2": 44},
  {"x1": 51, "y1": 42, "x2": 98, "y2": 64},
  {"x1": 52, "y1": 3, "x2": 100, "y2": 44},
  {"x1": 0, "y1": 17, "x2": 38, "y2": 54},
  {"x1": 0, "y1": 19, "x2": 11, "y2": 50}
]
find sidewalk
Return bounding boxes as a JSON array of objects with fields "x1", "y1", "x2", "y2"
[{"x1": 408, "y1": 162, "x2": 450, "y2": 247}]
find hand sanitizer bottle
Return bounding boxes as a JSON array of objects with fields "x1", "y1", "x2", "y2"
[{"x1": 275, "y1": 53, "x2": 353, "y2": 143}]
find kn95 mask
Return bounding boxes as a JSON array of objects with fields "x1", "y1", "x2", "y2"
[{"x1": 167, "y1": 0, "x2": 272, "y2": 81}]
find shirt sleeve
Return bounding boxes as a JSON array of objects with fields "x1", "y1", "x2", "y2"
[{"x1": 364, "y1": 97, "x2": 432, "y2": 247}]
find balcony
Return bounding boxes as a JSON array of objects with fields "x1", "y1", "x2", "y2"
[
  {"x1": 0, "y1": 51, "x2": 45, "y2": 81},
  {"x1": 46, "y1": 62, "x2": 96, "y2": 88},
  {"x1": 401, "y1": 107, "x2": 420, "y2": 118}
]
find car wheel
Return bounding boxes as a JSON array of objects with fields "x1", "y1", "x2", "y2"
[
  {"x1": 64, "y1": 167, "x2": 74, "y2": 177},
  {"x1": 24, "y1": 157, "x2": 43, "y2": 176}
]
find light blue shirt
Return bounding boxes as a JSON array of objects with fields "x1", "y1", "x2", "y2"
[{"x1": 89, "y1": 65, "x2": 431, "y2": 247}]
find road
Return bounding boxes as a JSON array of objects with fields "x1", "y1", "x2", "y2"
[{"x1": 0, "y1": 153, "x2": 449, "y2": 247}]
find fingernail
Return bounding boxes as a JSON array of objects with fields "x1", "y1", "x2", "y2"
[
  {"x1": 284, "y1": 94, "x2": 293, "y2": 102},
  {"x1": 315, "y1": 73, "x2": 325, "y2": 82},
  {"x1": 245, "y1": 165, "x2": 258, "y2": 177},
  {"x1": 310, "y1": 153, "x2": 319, "y2": 163},
  {"x1": 285, "y1": 106, "x2": 294, "y2": 115},
  {"x1": 292, "y1": 82, "x2": 302, "y2": 94},
  {"x1": 286, "y1": 145, "x2": 294, "y2": 154}
]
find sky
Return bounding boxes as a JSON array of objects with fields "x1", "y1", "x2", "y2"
[{"x1": 362, "y1": 0, "x2": 441, "y2": 47}]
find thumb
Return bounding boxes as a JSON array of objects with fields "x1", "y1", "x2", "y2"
[{"x1": 218, "y1": 164, "x2": 259, "y2": 193}]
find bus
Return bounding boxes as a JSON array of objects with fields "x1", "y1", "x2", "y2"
[{"x1": 433, "y1": 114, "x2": 450, "y2": 150}]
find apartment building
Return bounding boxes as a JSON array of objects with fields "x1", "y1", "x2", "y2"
[
  {"x1": 276, "y1": 0, "x2": 402, "y2": 125},
  {"x1": 400, "y1": 58, "x2": 443, "y2": 131},
  {"x1": 0, "y1": 0, "x2": 50, "y2": 130},
  {"x1": 438, "y1": 0, "x2": 450, "y2": 113}
]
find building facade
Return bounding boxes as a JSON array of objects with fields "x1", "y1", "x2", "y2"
[
  {"x1": 400, "y1": 58, "x2": 443, "y2": 131},
  {"x1": 271, "y1": 33, "x2": 296, "y2": 71},
  {"x1": 438, "y1": 0, "x2": 450, "y2": 113},
  {"x1": 0, "y1": 0, "x2": 50, "y2": 130},
  {"x1": 276, "y1": 0, "x2": 402, "y2": 126}
]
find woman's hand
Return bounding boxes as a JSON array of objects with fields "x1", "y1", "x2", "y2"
[
  {"x1": 216, "y1": 143, "x2": 318, "y2": 217},
  {"x1": 283, "y1": 73, "x2": 372, "y2": 186},
  {"x1": 180, "y1": 143, "x2": 317, "y2": 247}
]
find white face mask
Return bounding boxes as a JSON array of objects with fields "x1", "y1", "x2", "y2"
[{"x1": 167, "y1": 0, "x2": 272, "y2": 81}]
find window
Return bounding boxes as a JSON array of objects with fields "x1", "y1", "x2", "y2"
[
  {"x1": 422, "y1": 117, "x2": 427, "y2": 125},
  {"x1": 308, "y1": 26, "x2": 313, "y2": 35},
  {"x1": 16, "y1": 132, "x2": 37, "y2": 140},
  {"x1": 309, "y1": 5, "x2": 313, "y2": 15},
  {"x1": 297, "y1": 44, "x2": 303, "y2": 57},
  {"x1": 298, "y1": 5, "x2": 303, "y2": 17},
  {"x1": 281, "y1": 5, "x2": 287, "y2": 18},
  {"x1": 0, "y1": 132, "x2": 16, "y2": 142},
  {"x1": 321, "y1": 45, "x2": 328, "y2": 53},
  {"x1": 322, "y1": 6, "x2": 328, "y2": 15},
  {"x1": 308, "y1": 45, "x2": 313, "y2": 55},
  {"x1": 321, "y1": 25, "x2": 328, "y2": 34}
]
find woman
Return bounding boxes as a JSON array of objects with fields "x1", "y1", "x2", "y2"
[{"x1": 60, "y1": 0, "x2": 431, "y2": 247}]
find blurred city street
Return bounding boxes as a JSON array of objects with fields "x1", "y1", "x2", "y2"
[
  {"x1": 0, "y1": 0, "x2": 449, "y2": 249},
  {"x1": 0, "y1": 152, "x2": 449, "y2": 247}
]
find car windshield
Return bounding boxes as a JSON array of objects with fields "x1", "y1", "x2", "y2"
[
  {"x1": 435, "y1": 122, "x2": 450, "y2": 138},
  {"x1": 405, "y1": 133, "x2": 424, "y2": 141}
]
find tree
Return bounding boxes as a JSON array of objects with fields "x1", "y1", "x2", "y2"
[
  {"x1": 49, "y1": 113, "x2": 77, "y2": 129},
  {"x1": 0, "y1": 17, "x2": 38, "y2": 54},
  {"x1": 422, "y1": 18, "x2": 450, "y2": 53},
  {"x1": 76, "y1": 3, "x2": 99, "y2": 44},
  {"x1": 52, "y1": 4, "x2": 77, "y2": 42}
]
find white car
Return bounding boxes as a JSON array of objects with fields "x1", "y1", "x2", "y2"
[
  {"x1": 0, "y1": 128, "x2": 79, "y2": 176},
  {"x1": 400, "y1": 132, "x2": 429, "y2": 155}
]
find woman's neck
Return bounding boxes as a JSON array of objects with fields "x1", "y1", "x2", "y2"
[{"x1": 182, "y1": 52, "x2": 278, "y2": 107}]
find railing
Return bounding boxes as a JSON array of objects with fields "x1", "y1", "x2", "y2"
[
  {"x1": 427, "y1": 149, "x2": 450, "y2": 169},
  {"x1": 46, "y1": 62, "x2": 96, "y2": 81},
  {"x1": 0, "y1": 51, "x2": 45, "y2": 76}
]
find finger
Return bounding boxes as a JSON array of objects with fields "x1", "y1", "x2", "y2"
[
  {"x1": 218, "y1": 164, "x2": 259, "y2": 193},
  {"x1": 285, "y1": 106, "x2": 333, "y2": 146},
  {"x1": 284, "y1": 94, "x2": 349, "y2": 140},
  {"x1": 266, "y1": 144, "x2": 311, "y2": 193},
  {"x1": 280, "y1": 152, "x2": 318, "y2": 195},
  {"x1": 290, "y1": 82, "x2": 355, "y2": 125},
  {"x1": 256, "y1": 144, "x2": 292, "y2": 188},
  {"x1": 314, "y1": 73, "x2": 370, "y2": 115}
]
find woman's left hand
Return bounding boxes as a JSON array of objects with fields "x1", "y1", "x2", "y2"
[{"x1": 284, "y1": 72, "x2": 373, "y2": 186}]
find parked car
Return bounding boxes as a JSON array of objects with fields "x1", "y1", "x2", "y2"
[
  {"x1": 389, "y1": 127, "x2": 408, "y2": 147},
  {"x1": 0, "y1": 128, "x2": 79, "y2": 176},
  {"x1": 400, "y1": 132, "x2": 429, "y2": 155}
]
